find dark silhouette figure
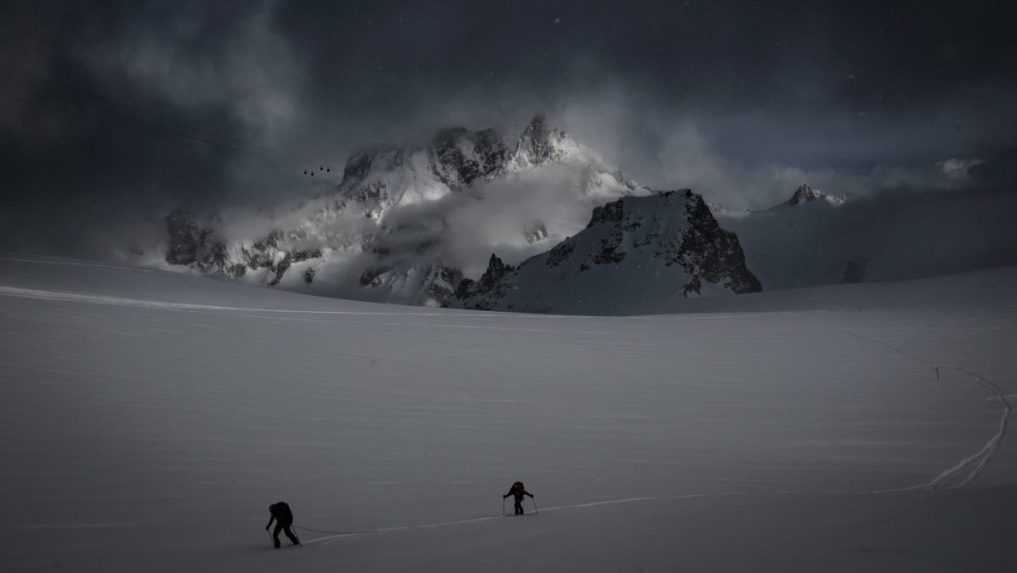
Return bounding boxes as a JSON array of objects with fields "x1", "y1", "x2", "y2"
[
  {"x1": 265, "y1": 501, "x2": 301, "y2": 548},
  {"x1": 503, "y1": 481, "x2": 534, "y2": 515}
]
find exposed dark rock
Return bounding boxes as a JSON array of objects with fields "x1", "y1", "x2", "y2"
[
  {"x1": 680, "y1": 192, "x2": 762, "y2": 294},
  {"x1": 165, "y1": 208, "x2": 326, "y2": 286},
  {"x1": 431, "y1": 127, "x2": 509, "y2": 187},
  {"x1": 423, "y1": 265, "x2": 465, "y2": 307},
  {"x1": 455, "y1": 254, "x2": 514, "y2": 306},
  {"x1": 360, "y1": 266, "x2": 391, "y2": 287},
  {"x1": 164, "y1": 208, "x2": 228, "y2": 274},
  {"x1": 785, "y1": 184, "x2": 823, "y2": 206},
  {"x1": 478, "y1": 254, "x2": 513, "y2": 290},
  {"x1": 588, "y1": 200, "x2": 625, "y2": 226},
  {"x1": 545, "y1": 240, "x2": 574, "y2": 268},
  {"x1": 514, "y1": 114, "x2": 570, "y2": 165},
  {"x1": 455, "y1": 189, "x2": 761, "y2": 312}
]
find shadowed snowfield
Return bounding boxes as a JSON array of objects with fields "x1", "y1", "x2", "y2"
[{"x1": 2, "y1": 257, "x2": 1016, "y2": 572}]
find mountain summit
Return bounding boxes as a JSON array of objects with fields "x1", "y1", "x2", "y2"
[
  {"x1": 455, "y1": 190, "x2": 761, "y2": 313},
  {"x1": 777, "y1": 184, "x2": 846, "y2": 208},
  {"x1": 508, "y1": 114, "x2": 581, "y2": 169}
]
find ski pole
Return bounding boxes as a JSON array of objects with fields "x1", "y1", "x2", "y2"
[
  {"x1": 501, "y1": 497, "x2": 506, "y2": 516},
  {"x1": 532, "y1": 497, "x2": 539, "y2": 514}
]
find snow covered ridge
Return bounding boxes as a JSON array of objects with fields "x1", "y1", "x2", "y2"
[
  {"x1": 159, "y1": 114, "x2": 664, "y2": 306},
  {"x1": 158, "y1": 115, "x2": 766, "y2": 311},
  {"x1": 454, "y1": 190, "x2": 762, "y2": 313}
]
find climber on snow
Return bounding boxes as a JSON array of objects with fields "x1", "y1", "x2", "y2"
[
  {"x1": 265, "y1": 501, "x2": 301, "y2": 548},
  {"x1": 503, "y1": 481, "x2": 535, "y2": 515}
]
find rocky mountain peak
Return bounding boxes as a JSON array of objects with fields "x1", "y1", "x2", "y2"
[
  {"x1": 455, "y1": 189, "x2": 761, "y2": 312},
  {"x1": 430, "y1": 126, "x2": 509, "y2": 188},
  {"x1": 510, "y1": 114, "x2": 577, "y2": 168},
  {"x1": 781, "y1": 184, "x2": 845, "y2": 208},
  {"x1": 789, "y1": 184, "x2": 821, "y2": 204}
]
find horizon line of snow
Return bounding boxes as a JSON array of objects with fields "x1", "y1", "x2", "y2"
[
  {"x1": 0, "y1": 285, "x2": 462, "y2": 317},
  {"x1": 0, "y1": 282, "x2": 792, "y2": 322}
]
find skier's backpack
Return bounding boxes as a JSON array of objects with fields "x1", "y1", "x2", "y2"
[{"x1": 270, "y1": 502, "x2": 293, "y2": 521}]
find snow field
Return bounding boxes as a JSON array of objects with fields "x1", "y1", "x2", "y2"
[{"x1": 1, "y1": 257, "x2": 1015, "y2": 571}]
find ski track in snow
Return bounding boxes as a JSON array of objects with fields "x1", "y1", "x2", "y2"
[
  {"x1": 3, "y1": 259, "x2": 1012, "y2": 561},
  {"x1": 842, "y1": 330, "x2": 1013, "y2": 492},
  {"x1": 299, "y1": 495, "x2": 680, "y2": 546},
  {"x1": 296, "y1": 490, "x2": 860, "y2": 549},
  {"x1": 923, "y1": 367, "x2": 1012, "y2": 490}
]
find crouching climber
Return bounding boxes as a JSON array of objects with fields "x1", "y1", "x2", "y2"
[{"x1": 265, "y1": 501, "x2": 301, "y2": 548}]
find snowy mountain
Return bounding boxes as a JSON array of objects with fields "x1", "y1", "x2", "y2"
[
  {"x1": 773, "y1": 183, "x2": 846, "y2": 208},
  {"x1": 455, "y1": 190, "x2": 761, "y2": 313},
  {"x1": 158, "y1": 114, "x2": 653, "y2": 305},
  {"x1": 159, "y1": 122, "x2": 766, "y2": 312}
]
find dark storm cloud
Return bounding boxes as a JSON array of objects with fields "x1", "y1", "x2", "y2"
[{"x1": 2, "y1": 0, "x2": 1016, "y2": 255}]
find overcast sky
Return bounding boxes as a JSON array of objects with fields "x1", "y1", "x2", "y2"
[{"x1": 2, "y1": 0, "x2": 1015, "y2": 253}]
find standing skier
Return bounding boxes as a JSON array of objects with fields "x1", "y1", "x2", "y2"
[
  {"x1": 265, "y1": 501, "x2": 301, "y2": 548},
  {"x1": 503, "y1": 481, "x2": 535, "y2": 515}
]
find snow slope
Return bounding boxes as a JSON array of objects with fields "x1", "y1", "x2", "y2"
[{"x1": 2, "y1": 256, "x2": 1016, "y2": 572}]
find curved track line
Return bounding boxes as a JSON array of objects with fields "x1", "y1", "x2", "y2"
[
  {"x1": 844, "y1": 330, "x2": 1012, "y2": 491},
  {"x1": 297, "y1": 490, "x2": 862, "y2": 548},
  {"x1": 926, "y1": 368, "x2": 1011, "y2": 489}
]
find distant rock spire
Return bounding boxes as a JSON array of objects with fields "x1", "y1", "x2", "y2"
[{"x1": 778, "y1": 184, "x2": 846, "y2": 208}]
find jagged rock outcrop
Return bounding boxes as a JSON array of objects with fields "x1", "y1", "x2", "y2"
[
  {"x1": 360, "y1": 261, "x2": 464, "y2": 307},
  {"x1": 431, "y1": 127, "x2": 509, "y2": 187},
  {"x1": 509, "y1": 114, "x2": 578, "y2": 168},
  {"x1": 164, "y1": 209, "x2": 229, "y2": 273},
  {"x1": 421, "y1": 265, "x2": 465, "y2": 307},
  {"x1": 680, "y1": 193, "x2": 763, "y2": 295},
  {"x1": 455, "y1": 254, "x2": 515, "y2": 302},
  {"x1": 454, "y1": 190, "x2": 761, "y2": 313},
  {"x1": 164, "y1": 210, "x2": 324, "y2": 286}
]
